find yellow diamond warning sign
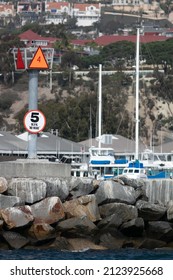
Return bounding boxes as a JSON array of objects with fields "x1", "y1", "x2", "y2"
[{"x1": 28, "y1": 47, "x2": 49, "y2": 70}]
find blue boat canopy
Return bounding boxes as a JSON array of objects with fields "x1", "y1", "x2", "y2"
[
  {"x1": 115, "y1": 159, "x2": 128, "y2": 164},
  {"x1": 128, "y1": 160, "x2": 144, "y2": 168},
  {"x1": 90, "y1": 160, "x2": 111, "y2": 165}
]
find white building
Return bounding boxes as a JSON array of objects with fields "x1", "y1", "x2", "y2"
[
  {"x1": 45, "y1": 2, "x2": 101, "y2": 27},
  {"x1": 45, "y1": 2, "x2": 69, "y2": 25},
  {"x1": 71, "y1": 4, "x2": 101, "y2": 27}
]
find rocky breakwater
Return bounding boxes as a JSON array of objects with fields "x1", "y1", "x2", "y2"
[{"x1": 0, "y1": 176, "x2": 173, "y2": 251}]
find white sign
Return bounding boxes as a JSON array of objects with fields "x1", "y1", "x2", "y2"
[{"x1": 23, "y1": 110, "x2": 46, "y2": 134}]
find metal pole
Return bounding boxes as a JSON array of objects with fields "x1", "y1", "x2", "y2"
[
  {"x1": 98, "y1": 64, "x2": 102, "y2": 149},
  {"x1": 135, "y1": 28, "x2": 140, "y2": 160},
  {"x1": 50, "y1": 69, "x2": 52, "y2": 91},
  {"x1": 28, "y1": 70, "x2": 39, "y2": 159}
]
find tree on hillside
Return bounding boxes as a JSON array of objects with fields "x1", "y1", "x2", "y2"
[{"x1": 141, "y1": 39, "x2": 173, "y2": 67}]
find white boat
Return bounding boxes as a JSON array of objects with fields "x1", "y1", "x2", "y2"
[
  {"x1": 89, "y1": 147, "x2": 115, "y2": 165},
  {"x1": 140, "y1": 149, "x2": 173, "y2": 169},
  {"x1": 121, "y1": 161, "x2": 147, "y2": 179}
]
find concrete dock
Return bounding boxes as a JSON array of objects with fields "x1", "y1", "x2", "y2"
[{"x1": 0, "y1": 159, "x2": 71, "y2": 179}]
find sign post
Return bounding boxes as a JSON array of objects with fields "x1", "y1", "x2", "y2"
[
  {"x1": 28, "y1": 70, "x2": 38, "y2": 158},
  {"x1": 12, "y1": 46, "x2": 54, "y2": 159}
]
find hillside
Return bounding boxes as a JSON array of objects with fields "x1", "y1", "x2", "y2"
[
  {"x1": 0, "y1": 73, "x2": 55, "y2": 130},
  {"x1": 1, "y1": 71, "x2": 173, "y2": 146}
]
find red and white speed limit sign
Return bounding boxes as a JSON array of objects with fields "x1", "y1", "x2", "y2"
[{"x1": 23, "y1": 110, "x2": 46, "y2": 134}]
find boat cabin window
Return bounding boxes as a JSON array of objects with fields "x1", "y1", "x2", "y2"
[
  {"x1": 154, "y1": 155, "x2": 160, "y2": 161},
  {"x1": 128, "y1": 169, "x2": 134, "y2": 173},
  {"x1": 90, "y1": 148, "x2": 114, "y2": 156},
  {"x1": 104, "y1": 167, "x2": 114, "y2": 175},
  {"x1": 142, "y1": 153, "x2": 153, "y2": 161},
  {"x1": 134, "y1": 169, "x2": 139, "y2": 173},
  {"x1": 158, "y1": 155, "x2": 166, "y2": 161}
]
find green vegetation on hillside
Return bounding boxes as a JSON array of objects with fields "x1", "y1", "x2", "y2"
[
  {"x1": 1, "y1": 29, "x2": 173, "y2": 142},
  {"x1": 15, "y1": 72, "x2": 131, "y2": 142}
]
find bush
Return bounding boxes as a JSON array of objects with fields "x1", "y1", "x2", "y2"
[{"x1": 0, "y1": 92, "x2": 20, "y2": 111}]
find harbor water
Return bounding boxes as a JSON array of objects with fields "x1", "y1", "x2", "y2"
[{"x1": 0, "y1": 248, "x2": 173, "y2": 260}]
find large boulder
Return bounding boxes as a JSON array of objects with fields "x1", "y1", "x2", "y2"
[
  {"x1": 138, "y1": 238, "x2": 167, "y2": 249},
  {"x1": 63, "y1": 194, "x2": 101, "y2": 222},
  {"x1": 69, "y1": 177, "x2": 94, "y2": 198},
  {"x1": 97, "y1": 214, "x2": 123, "y2": 230},
  {"x1": 8, "y1": 178, "x2": 47, "y2": 204},
  {"x1": 28, "y1": 223, "x2": 56, "y2": 241},
  {"x1": 136, "y1": 200, "x2": 166, "y2": 221},
  {"x1": 0, "y1": 177, "x2": 8, "y2": 193},
  {"x1": 45, "y1": 178, "x2": 69, "y2": 201},
  {"x1": 1, "y1": 206, "x2": 34, "y2": 229},
  {"x1": 146, "y1": 221, "x2": 173, "y2": 242},
  {"x1": 50, "y1": 236, "x2": 74, "y2": 251},
  {"x1": 56, "y1": 216, "x2": 97, "y2": 237},
  {"x1": 1, "y1": 231, "x2": 29, "y2": 249},
  {"x1": 99, "y1": 202, "x2": 138, "y2": 222},
  {"x1": 0, "y1": 194, "x2": 23, "y2": 209},
  {"x1": 117, "y1": 176, "x2": 146, "y2": 189},
  {"x1": 30, "y1": 197, "x2": 65, "y2": 224},
  {"x1": 97, "y1": 232, "x2": 126, "y2": 249},
  {"x1": 95, "y1": 180, "x2": 136, "y2": 205},
  {"x1": 120, "y1": 217, "x2": 145, "y2": 237}
]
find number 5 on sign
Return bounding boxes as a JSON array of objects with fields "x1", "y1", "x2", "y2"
[{"x1": 23, "y1": 110, "x2": 46, "y2": 134}]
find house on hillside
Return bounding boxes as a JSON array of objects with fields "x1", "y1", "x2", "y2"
[
  {"x1": 17, "y1": 1, "x2": 45, "y2": 25},
  {"x1": 18, "y1": 30, "x2": 57, "y2": 48},
  {"x1": 45, "y1": 2, "x2": 69, "y2": 25},
  {"x1": 0, "y1": 3, "x2": 15, "y2": 26},
  {"x1": 45, "y1": 2, "x2": 101, "y2": 26},
  {"x1": 17, "y1": 2, "x2": 44, "y2": 13},
  {"x1": 0, "y1": 3, "x2": 15, "y2": 16},
  {"x1": 71, "y1": 3, "x2": 101, "y2": 27}
]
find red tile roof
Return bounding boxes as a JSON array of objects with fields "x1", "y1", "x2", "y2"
[
  {"x1": 18, "y1": 30, "x2": 169, "y2": 50},
  {"x1": 19, "y1": 30, "x2": 43, "y2": 40},
  {"x1": 46, "y1": 2, "x2": 99, "y2": 11},
  {"x1": 70, "y1": 39, "x2": 93, "y2": 46},
  {"x1": 46, "y1": 2, "x2": 69, "y2": 9},
  {"x1": 18, "y1": 30, "x2": 57, "y2": 48},
  {"x1": 73, "y1": 3, "x2": 100, "y2": 11},
  {"x1": 94, "y1": 34, "x2": 168, "y2": 46}
]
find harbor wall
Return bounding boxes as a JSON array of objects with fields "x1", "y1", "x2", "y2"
[
  {"x1": 1, "y1": 176, "x2": 173, "y2": 251},
  {"x1": 145, "y1": 179, "x2": 173, "y2": 205},
  {"x1": 0, "y1": 159, "x2": 71, "y2": 178}
]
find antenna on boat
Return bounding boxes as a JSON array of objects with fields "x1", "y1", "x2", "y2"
[
  {"x1": 98, "y1": 64, "x2": 102, "y2": 149},
  {"x1": 135, "y1": 28, "x2": 140, "y2": 160},
  {"x1": 89, "y1": 104, "x2": 92, "y2": 147}
]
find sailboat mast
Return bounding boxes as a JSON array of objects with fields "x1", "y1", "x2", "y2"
[
  {"x1": 135, "y1": 28, "x2": 140, "y2": 160},
  {"x1": 89, "y1": 104, "x2": 92, "y2": 147},
  {"x1": 98, "y1": 64, "x2": 102, "y2": 149}
]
